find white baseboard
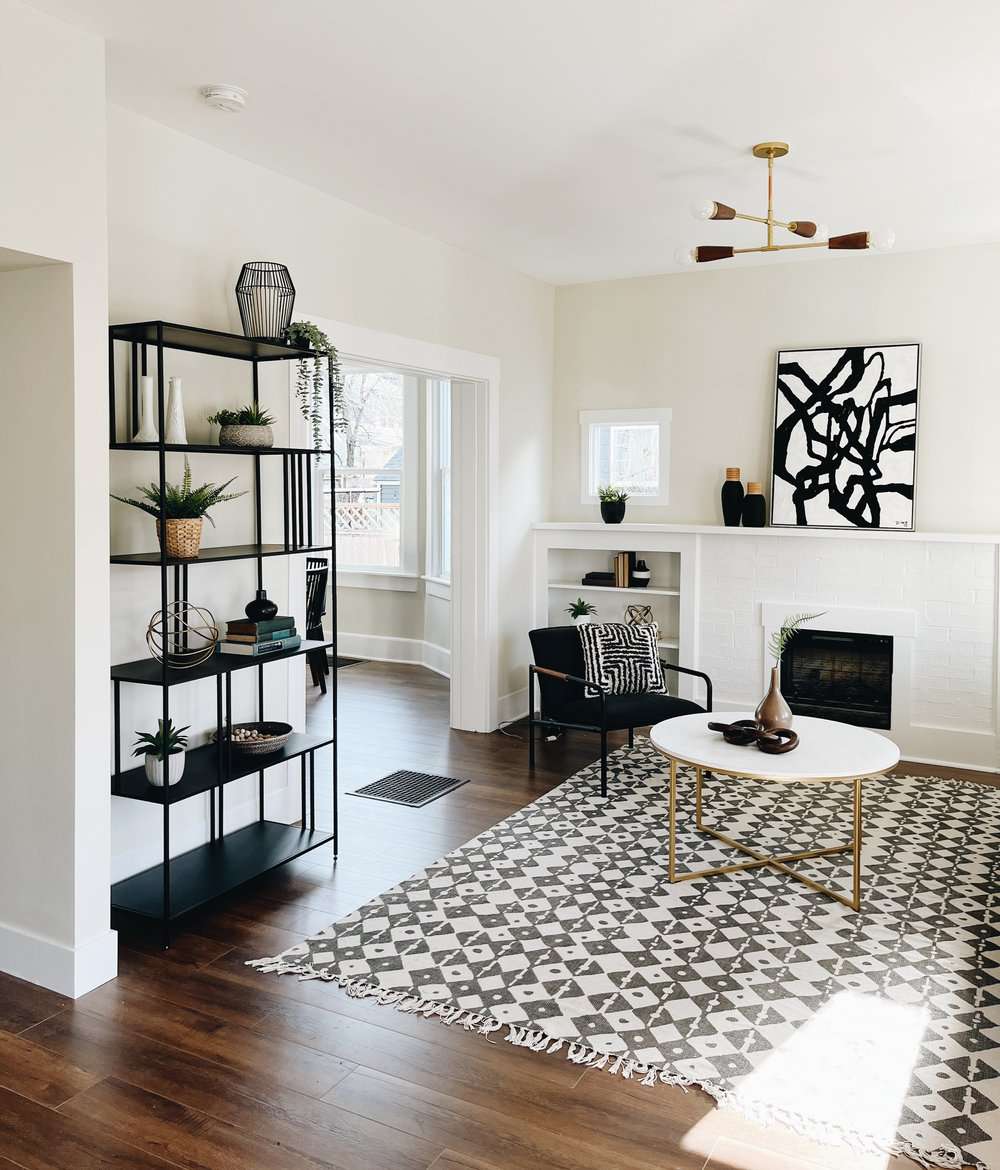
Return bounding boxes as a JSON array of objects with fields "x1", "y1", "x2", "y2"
[
  {"x1": 0, "y1": 920, "x2": 117, "y2": 998},
  {"x1": 498, "y1": 686, "x2": 528, "y2": 725},
  {"x1": 339, "y1": 632, "x2": 450, "y2": 679}
]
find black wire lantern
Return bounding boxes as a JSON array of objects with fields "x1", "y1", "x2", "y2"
[{"x1": 235, "y1": 261, "x2": 296, "y2": 342}]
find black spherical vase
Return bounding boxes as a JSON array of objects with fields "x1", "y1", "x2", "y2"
[
  {"x1": 245, "y1": 589, "x2": 278, "y2": 621},
  {"x1": 721, "y1": 468, "x2": 745, "y2": 527},
  {"x1": 600, "y1": 499, "x2": 627, "y2": 524}
]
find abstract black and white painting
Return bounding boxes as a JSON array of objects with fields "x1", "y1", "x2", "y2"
[{"x1": 770, "y1": 344, "x2": 920, "y2": 530}]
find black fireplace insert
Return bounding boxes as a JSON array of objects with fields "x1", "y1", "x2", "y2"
[{"x1": 780, "y1": 629, "x2": 892, "y2": 729}]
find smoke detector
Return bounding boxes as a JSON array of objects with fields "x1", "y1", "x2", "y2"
[{"x1": 200, "y1": 84, "x2": 247, "y2": 113}]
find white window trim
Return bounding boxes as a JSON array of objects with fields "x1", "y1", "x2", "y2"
[
  {"x1": 579, "y1": 407, "x2": 672, "y2": 506},
  {"x1": 337, "y1": 568, "x2": 419, "y2": 592},
  {"x1": 425, "y1": 379, "x2": 452, "y2": 585},
  {"x1": 421, "y1": 573, "x2": 451, "y2": 600}
]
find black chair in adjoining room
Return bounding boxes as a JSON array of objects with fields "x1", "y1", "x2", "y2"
[
  {"x1": 527, "y1": 625, "x2": 713, "y2": 797},
  {"x1": 306, "y1": 557, "x2": 330, "y2": 693}
]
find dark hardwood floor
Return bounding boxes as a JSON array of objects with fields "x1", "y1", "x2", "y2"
[{"x1": 1, "y1": 660, "x2": 990, "y2": 1169}]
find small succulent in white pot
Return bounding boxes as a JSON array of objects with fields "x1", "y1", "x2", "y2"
[
  {"x1": 133, "y1": 718, "x2": 189, "y2": 786},
  {"x1": 211, "y1": 404, "x2": 276, "y2": 449},
  {"x1": 566, "y1": 597, "x2": 598, "y2": 626}
]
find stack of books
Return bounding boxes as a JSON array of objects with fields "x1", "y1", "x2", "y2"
[
  {"x1": 218, "y1": 615, "x2": 301, "y2": 657},
  {"x1": 613, "y1": 552, "x2": 631, "y2": 587}
]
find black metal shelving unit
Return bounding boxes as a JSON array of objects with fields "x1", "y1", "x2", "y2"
[{"x1": 108, "y1": 320, "x2": 337, "y2": 945}]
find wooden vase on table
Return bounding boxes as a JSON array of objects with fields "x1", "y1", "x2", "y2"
[{"x1": 756, "y1": 665, "x2": 793, "y2": 731}]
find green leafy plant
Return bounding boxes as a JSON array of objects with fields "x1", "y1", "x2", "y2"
[
  {"x1": 767, "y1": 611, "x2": 826, "y2": 662},
  {"x1": 598, "y1": 485, "x2": 630, "y2": 503},
  {"x1": 566, "y1": 597, "x2": 598, "y2": 618},
  {"x1": 287, "y1": 320, "x2": 346, "y2": 454},
  {"x1": 132, "y1": 718, "x2": 189, "y2": 761},
  {"x1": 111, "y1": 457, "x2": 246, "y2": 526},
  {"x1": 207, "y1": 405, "x2": 275, "y2": 427}
]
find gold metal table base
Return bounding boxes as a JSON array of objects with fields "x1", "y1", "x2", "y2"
[{"x1": 668, "y1": 760, "x2": 864, "y2": 911}]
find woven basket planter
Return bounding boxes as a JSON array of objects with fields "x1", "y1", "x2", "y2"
[
  {"x1": 157, "y1": 517, "x2": 203, "y2": 559},
  {"x1": 219, "y1": 423, "x2": 274, "y2": 449}
]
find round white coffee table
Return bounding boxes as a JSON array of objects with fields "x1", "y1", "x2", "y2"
[{"x1": 649, "y1": 712, "x2": 900, "y2": 911}]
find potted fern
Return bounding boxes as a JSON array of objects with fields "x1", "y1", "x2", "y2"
[
  {"x1": 598, "y1": 486, "x2": 629, "y2": 524},
  {"x1": 133, "y1": 718, "x2": 189, "y2": 787},
  {"x1": 111, "y1": 457, "x2": 247, "y2": 559},
  {"x1": 209, "y1": 404, "x2": 276, "y2": 449},
  {"x1": 566, "y1": 598, "x2": 598, "y2": 626}
]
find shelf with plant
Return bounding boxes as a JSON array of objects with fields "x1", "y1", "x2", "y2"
[
  {"x1": 111, "y1": 457, "x2": 246, "y2": 560},
  {"x1": 115, "y1": 729, "x2": 335, "y2": 803}
]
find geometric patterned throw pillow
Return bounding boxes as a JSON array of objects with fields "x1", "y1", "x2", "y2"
[{"x1": 578, "y1": 622, "x2": 666, "y2": 695}]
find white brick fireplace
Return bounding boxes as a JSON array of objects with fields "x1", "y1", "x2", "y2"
[{"x1": 533, "y1": 524, "x2": 1000, "y2": 772}]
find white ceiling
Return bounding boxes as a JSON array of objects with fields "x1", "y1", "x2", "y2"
[{"x1": 28, "y1": 0, "x2": 1000, "y2": 284}]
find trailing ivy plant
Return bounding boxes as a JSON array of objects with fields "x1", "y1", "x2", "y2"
[{"x1": 287, "y1": 320, "x2": 345, "y2": 455}]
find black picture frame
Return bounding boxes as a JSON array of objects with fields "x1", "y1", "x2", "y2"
[{"x1": 769, "y1": 342, "x2": 921, "y2": 531}]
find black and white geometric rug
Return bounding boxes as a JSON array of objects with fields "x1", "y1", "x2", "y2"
[{"x1": 249, "y1": 742, "x2": 1000, "y2": 1170}]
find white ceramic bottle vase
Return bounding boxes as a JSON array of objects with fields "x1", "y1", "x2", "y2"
[
  {"x1": 165, "y1": 377, "x2": 188, "y2": 444},
  {"x1": 132, "y1": 374, "x2": 160, "y2": 443}
]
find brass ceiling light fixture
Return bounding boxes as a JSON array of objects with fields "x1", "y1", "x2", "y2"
[{"x1": 677, "y1": 141, "x2": 894, "y2": 265}]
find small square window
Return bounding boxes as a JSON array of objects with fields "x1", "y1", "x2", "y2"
[{"x1": 580, "y1": 408, "x2": 671, "y2": 506}]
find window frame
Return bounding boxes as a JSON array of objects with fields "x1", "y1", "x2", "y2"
[
  {"x1": 579, "y1": 407, "x2": 672, "y2": 506},
  {"x1": 322, "y1": 362, "x2": 420, "y2": 588},
  {"x1": 425, "y1": 378, "x2": 452, "y2": 586}
]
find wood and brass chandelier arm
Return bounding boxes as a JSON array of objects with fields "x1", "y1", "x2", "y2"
[{"x1": 684, "y1": 140, "x2": 889, "y2": 266}]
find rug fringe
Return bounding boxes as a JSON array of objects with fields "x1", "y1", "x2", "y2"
[{"x1": 245, "y1": 955, "x2": 985, "y2": 1170}]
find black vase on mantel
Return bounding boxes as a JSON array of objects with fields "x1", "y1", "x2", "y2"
[
  {"x1": 741, "y1": 481, "x2": 767, "y2": 527},
  {"x1": 245, "y1": 589, "x2": 279, "y2": 621},
  {"x1": 721, "y1": 467, "x2": 744, "y2": 527}
]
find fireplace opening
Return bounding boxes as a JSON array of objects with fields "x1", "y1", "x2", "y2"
[{"x1": 780, "y1": 629, "x2": 892, "y2": 729}]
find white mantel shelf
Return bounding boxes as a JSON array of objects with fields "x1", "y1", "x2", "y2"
[{"x1": 534, "y1": 522, "x2": 1000, "y2": 545}]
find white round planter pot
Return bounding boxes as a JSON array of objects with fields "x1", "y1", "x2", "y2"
[
  {"x1": 219, "y1": 423, "x2": 274, "y2": 449},
  {"x1": 574, "y1": 615, "x2": 594, "y2": 626},
  {"x1": 144, "y1": 752, "x2": 186, "y2": 787}
]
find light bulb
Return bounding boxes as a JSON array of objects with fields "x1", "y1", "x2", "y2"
[
  {"x1": 869, "y1": 227, "x2": 896, "y2": 252},
  {"x1": 690, "y1": 199, "x2": 718, "y2": 221},
  {"x1": 673, "y1": 246, "x2": 696, "y2": 267}
]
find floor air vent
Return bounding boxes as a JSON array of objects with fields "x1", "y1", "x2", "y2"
[{"x1": 350, "y1": 770, "x2": 469, "y2": 807}]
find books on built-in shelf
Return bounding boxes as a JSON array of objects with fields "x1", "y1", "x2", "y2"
[
  {"x1": 218, "y1": 632, "x2": 301, "y2": 657},
  {"x1": 224, "y1": 627, "x2": 296, "y2": 644}
]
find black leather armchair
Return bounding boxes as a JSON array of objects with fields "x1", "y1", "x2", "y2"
[{"x1": 527, "y1": 625, "x2": 713, "y2": 796}]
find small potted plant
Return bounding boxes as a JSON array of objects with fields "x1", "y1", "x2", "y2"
[
  {"x1": 133, "y1": 718, "x2": 189, "y2": 786},
  {"x1": 598, "y1": 486, "x2": 629, "y2": 524},
  {"x1": 566, "y1": 598, "x2": 598, "y2": 626},
  {"x1": 111, "y1": 457, "x2": 247, "y2": 559},
  {"x1": 212, "y1": 404, "x2": 276, "y2": 449},
  {"x1": 288, "y1": 320, "x2": 346, "y2": 454}
]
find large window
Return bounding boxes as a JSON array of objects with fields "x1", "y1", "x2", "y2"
[
  {"x1": 579, "y1": 408, "x2": 672, "y2": 505},
  {"x1": 427, "y1": 380, "x2": 451, "y2": 581},
  {"x1": 330, "y1": 365, "x2": 413, "y2": 570}
]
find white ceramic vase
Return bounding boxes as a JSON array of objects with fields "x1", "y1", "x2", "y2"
[
  {"x1": 144, "y1": 751, "x2": 186, "y2": 787},
  {"x1": 165, "y1": 377, "x2": 188, "y2": 444},
  {"x1": 574, "y1": 615, "x2": 594, "y2": 626},
  {"x1": 132, "y1": 374, "x2": 160, "y2": 443}
]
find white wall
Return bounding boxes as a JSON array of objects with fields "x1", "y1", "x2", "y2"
[
  {"x1": 552, "y1": 246, "x2": 1000, "y2": 532},
  {"x1": 0, "y1": 0, "x2": 112, "y2": 995},
  {"x1": 108, "y1": 106, "x2": 552, "y2": 873}
]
